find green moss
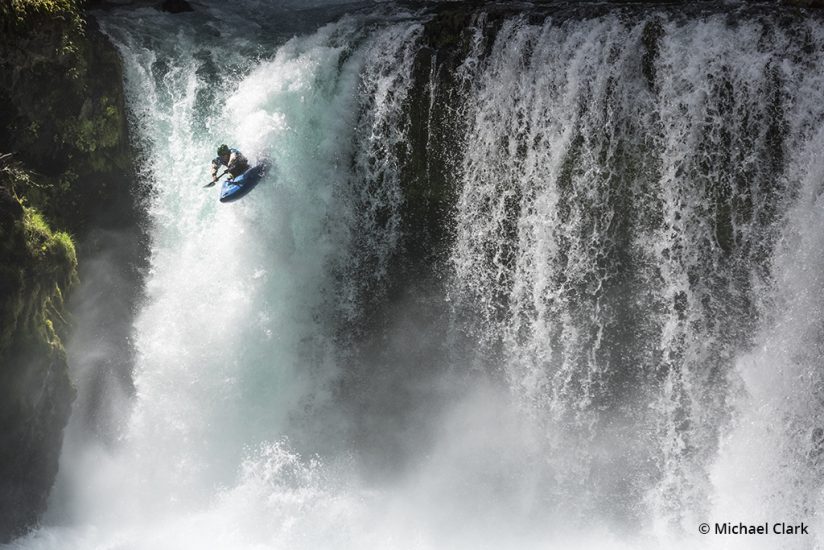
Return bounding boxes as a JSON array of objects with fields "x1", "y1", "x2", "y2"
[
  {"x1": 0, "y1": 165, "x2": 78, "y2": 358},
  {"x1": 0, "y1": 182, "x2": 76, "y2": 540},
  {"x1": 52, "y1": 231, "x2": 77, "y2": 267},
  {"x1": 20, "y1": 205, "x2": 78, "y2": 290},
  {"x1": 61, "y1": 95, "x2": 123, "y2": 154},
  {"x1": 24, "y1": 208, "x2": 51, "y2": 239},
  {"x1": 5, "y1": 0, "x2": 84, "y2": 34}
]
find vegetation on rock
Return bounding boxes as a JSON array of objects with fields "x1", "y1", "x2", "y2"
[
  {"x1": 0, "y1": 0, "x2": 133, "y2": 232},
  {"x1": 0, "y1": 0, "x2": 140, "y2": 541},
  {"x1": 0, "y1": 162, "x2": 77, "y2": 541}
]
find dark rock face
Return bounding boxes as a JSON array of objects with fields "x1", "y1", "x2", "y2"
[
  {"x1": 0, "y1": 1, "x2": 144, "y2": 541},
  {"x1": 0, "y1": 5, "x2": 136, "y2": 234},
  {"x1": 782, "y1": 0, "x2": 824, "y2": 7},
  {"x1": 159, "y1": 0, "x2": 193, "y2": 13},
  {"x1": 0, "y1": 175, "x2": 77, "y2": 542}
]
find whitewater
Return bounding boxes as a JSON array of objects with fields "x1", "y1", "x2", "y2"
[{"x1": 7, "y1": 2, "x2": 824, "y2": 549}]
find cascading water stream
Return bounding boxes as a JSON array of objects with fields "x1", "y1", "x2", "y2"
[
  {"x1": 16, "y1": 6, "x2": 425, "y2": 547},
  {"x1": 450, "y1": 11, "x2": 824, "y2": 540},
  {"x1": 7, "y1": 3, "x2": 824, "y2": 550}
]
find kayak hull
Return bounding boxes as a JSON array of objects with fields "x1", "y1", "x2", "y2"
[{"x1": 219, "y1": 162, "x2": 268, "y2": 203}]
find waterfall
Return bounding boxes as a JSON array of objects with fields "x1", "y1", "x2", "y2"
[
  {"x1": 449, "y1": 12, "x2": 822, "y2": 534},
  {"x1": 8, "y1": 3, "x2": 824, "y2": 550}
]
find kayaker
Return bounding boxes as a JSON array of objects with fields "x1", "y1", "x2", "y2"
[{"x1": 209, "y1": 144, "x2": 249, "y2": 185}]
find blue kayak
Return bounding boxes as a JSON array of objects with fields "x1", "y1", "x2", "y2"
[{"x1": 219, "y1": 162, "x2": 268, "y2": 203}]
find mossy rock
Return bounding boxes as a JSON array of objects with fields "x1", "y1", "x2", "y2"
[
  {"x1": 0, "y1": 167, "x2": 76, "y2": 542},
  {"x1": 0, "y1": 0, "x2": 143, "y2": 540},
  {"x1": 0, "y1": 0, "x2": 136, "y2": 234}
]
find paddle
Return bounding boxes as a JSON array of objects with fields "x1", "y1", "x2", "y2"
[{"x1": 204, "y1": 169, "x2": 229, "y2": 188}]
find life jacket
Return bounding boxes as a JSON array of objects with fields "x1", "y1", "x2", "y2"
[{"x1": 212, "y1": 148, "x2": 249, "y2": 175}]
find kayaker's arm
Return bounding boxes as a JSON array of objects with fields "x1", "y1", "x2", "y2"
[
  {"x1": 210, "y1": 157, "x2": 222, "y2": 181},
  {"x1": 204, "y1": 168, "x2": 229, "y2": 188},
  {"x1": 226, "y1": 151, "x2": 239, "y2": 172}
]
